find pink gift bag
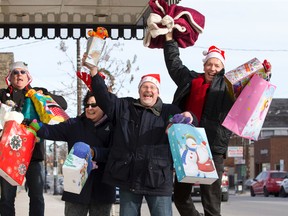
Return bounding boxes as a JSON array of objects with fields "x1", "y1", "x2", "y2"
[{"x1": 222, "y1": 74, "x2": 276, "y2": 140}]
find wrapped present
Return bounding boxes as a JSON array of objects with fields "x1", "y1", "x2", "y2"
[
  {"x1": 22, "y1": 98, "x2": 40, "y2": 121},
  {"x1": 85, "y1": 27, "x2": 109, "y2": 67},
  {"x1": 26, "y1": 89, "x2": 69, "y2": 125},
  {"x1": 224, "y1": 58, "x2": 268, "y2": 100},
  {"x1": 62, "y1": 142, "x2": 93, "y2": 194},
  {"x1": 0, "y1": 120, "x2": 36, "y2": 186},
  {"x1": 143, "y1": 0, "x2": 205, "y2": 49},
  {"x1": 222, "y1": 74, "x2": 276, "y2": 140},
  {"x1": 168, "y1": 124, "x2": 218, "y2": 184}
]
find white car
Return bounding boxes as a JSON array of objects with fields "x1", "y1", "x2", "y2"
[{"x1": 279, "y1": 175, "x2": 288, "y2": 197}]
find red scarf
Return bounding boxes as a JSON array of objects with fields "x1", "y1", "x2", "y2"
[{"x1": 185, "y1": 75, "x2": 210, "y2": 123}]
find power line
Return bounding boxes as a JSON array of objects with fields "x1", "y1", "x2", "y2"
[
  {"x1": 1, "y1": 39, "x2": 288, "y2": 52},
  {"x1": 194, "y1": 46, "x2": 288, "y2": 52},
  {"x1": 0, "y1": 39, "x2": 48, "y2": 50}
]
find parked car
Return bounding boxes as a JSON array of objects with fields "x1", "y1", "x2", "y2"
[
  {"x1": 279, "y1": 175, "x2": 288, "y2": 197},
  {"x1": 244, "y1": 178, "x2": 254, "y2": 190},
  {"x1": 250, "y1": 170, "x2": 287, "y2": 197},
  {"x1": 191, "y1": 172, "x2": 229, "y2": 202}
]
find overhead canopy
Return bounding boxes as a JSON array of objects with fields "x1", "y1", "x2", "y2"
[{"x1": 0, "y1": 0, "x2": 181, "y2": 40}]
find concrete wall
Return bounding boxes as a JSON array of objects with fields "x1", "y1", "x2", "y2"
[{"x1": 0, "y1": 53, "x2": 14, "y2": 89}]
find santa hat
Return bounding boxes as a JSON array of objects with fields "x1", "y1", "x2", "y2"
[
  {"x1": 202, "y1": 46, "x2": 225, "y2": 67},
  {"x1": 138, "y1": 74, "x2": 160, "y2": 90},
  {"x1": 5, "y1": 61, "x2": 33, "y2": 86}
]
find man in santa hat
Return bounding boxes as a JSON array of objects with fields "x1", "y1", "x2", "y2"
[
  {"x1": 163, "y1": 32, "x2": 271, "y2": 216},
  {"x1": 0, "y1": 61, "x2": 67, "y2": 216},
  {"x1": 82, "y1": 51, "x2": 197, "y2": 216}
]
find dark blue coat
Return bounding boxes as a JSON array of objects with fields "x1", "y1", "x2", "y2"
[
  {"x1": 91, "y1": 74, "x2": 181, "y2": 196},
  {"x1": 37, "y1": 114, "x2": 115, "y2": 204}
]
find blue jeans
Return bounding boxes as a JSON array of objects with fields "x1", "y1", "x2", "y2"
[
  {"x1": 65, "y1": 201, "x2": 112, "y2": 216},
  {"x1": 25, "y1": 161, "x2": 45, "y2": 216},
  {"x1": 0, "y1": 177, "x2": 17, "y2": 216},
  {"x1": 119, "y1": 189, "x2": 172, "y2": 216},
  {"x1": 0, "y1": 161, "x2": 44, "y2": 216}
]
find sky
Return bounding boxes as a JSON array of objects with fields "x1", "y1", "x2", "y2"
[{"x1": 1, "y1": 0, "x2": 287, "y2": 116}]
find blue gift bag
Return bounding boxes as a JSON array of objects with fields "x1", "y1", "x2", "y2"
[{"x1": 168, "y1": 124, "x2": 218, "y2": 184}]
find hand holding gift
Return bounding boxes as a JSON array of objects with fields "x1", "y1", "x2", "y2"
[{"x1": 263, "y1": 59, "x2": 272, "y2": 81}]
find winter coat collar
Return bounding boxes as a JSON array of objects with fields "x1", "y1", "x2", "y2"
[{"x1": 133, "y1": 97, "x2": 163, "y2": 116}]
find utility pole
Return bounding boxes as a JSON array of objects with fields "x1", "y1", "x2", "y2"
[
  {"x1": 44, "y1": 140, "x2": 47, "y2": 193},
  {"x1": 52, "y1": 90, "x2": 58, "y2": 195},
  {"x1": 53, "y1": 140, "x2": 58, "y2": 195},
  {"x1": 76, "y1": 39, "x2": 82, "y2": 116}
]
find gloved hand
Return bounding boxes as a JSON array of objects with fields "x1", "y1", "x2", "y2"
[
  {"x1": 27, "y1": 119, "x2": 42, "y2": 142},
  {"x1": 169, "y1": 113, "x2": 191, "y2": 124},
  {"x1": 262, "y1": 59, "x2": 272, "y2": 81},
  {"x1": 77, "y1": 71, "x2": 106, "y2": 91},
  {"x1": 5, "y1": 100, "x2": 16, "y2": 108},
  {"x1": 29, "y1": 119, "x2": 43, "y2": 133},
  {"x1": 77, "y1": 71, "x2": 92, "y2": 91},
  {"x1": 263, "y1": 59, "x2": 271, "y2": 72}
]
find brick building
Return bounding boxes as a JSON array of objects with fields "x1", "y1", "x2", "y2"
[{"x1": 224, "y1": 98, "x2": 288, "y2": 186}]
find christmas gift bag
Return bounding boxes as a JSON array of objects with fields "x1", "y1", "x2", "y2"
[
  {"x1": 62, "y1": 142, "x2": 93, "y2": 194},
  {"x1": 85, "y1": 27, "x2": 109, "y2": 67},
  {"x1": 168, "y1": 124, "x2": 218, "y2": 184},
  {"x1": 22, "y1": 98, "x2": 40, "y2": 121},
  {"x1": 0, "y1": 120, "x2": 36, "y2": 186},
  {"x1": 222, "y1": 74, "x2": 276, "y2": 141},
  {"x1": 26, "y1": 89, "x2": 69, "y2": 125},
  {"x1": 224, "y1": 58, "x2": 268, "y2": 100}
]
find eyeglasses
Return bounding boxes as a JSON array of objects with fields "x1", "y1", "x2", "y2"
[
  {"x1": 85, "y1": 103, "x2": 98, "y2": 108},
  {"x1": 12, "y1": 70, "x2": 27, "y2": 75}
]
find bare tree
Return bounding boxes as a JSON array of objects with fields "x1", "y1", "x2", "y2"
[{"x1": 56, "y1": 39, "x2": 139, "y2": 113}]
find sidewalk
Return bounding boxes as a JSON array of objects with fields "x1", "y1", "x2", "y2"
[
  {"x1": 15, "y1": 189, "x2": 121, "y2": 216},
  {"x1": 15, "y1": 189, "x2": 65, "y2": 216}
]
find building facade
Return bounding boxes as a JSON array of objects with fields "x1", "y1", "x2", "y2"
[{"x1": 224, "y1": 98, "x2": 288, "y2": 186}]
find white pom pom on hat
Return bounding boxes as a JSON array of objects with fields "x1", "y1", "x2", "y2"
[
  {"x1": 202, "y1": 45, "x2": 225, "y2": 67},
  {"x1": 138, "y1": 73, "x2": 160, "y2": 90}
]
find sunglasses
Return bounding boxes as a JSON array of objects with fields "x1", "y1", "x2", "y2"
[
  {"x1": 85, "y1": 103, "x2": 98, "y2": 108},
  {"x1": 12, "y1": 70, "x2": 27, "y2": 75}
]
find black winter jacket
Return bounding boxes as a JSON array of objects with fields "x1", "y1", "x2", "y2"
[
  {"x1": 37, "y1": 114, "x2": 115, "y2": 204},
  {"x1": 0, "y1": 85, "x2": 67, "y2": 161},
  {"x1": 91, "y1": 74, "x2": 181, "y2": 196},
  {"x1": 164, "y1": 40, "x2": 234, "y2": 156}
]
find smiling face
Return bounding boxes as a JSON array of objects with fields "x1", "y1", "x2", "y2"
[
  {"x1": 138, "y1": 82, "x2": 159, "y2": 107},
  {"x1": 9, "y1": 68, "x2": 30, "y2": 90},
  {"x1": 203, "y1": 57, "x2": 224, "y2": 83},
  {"x1": 85, "y1": 96, "x2": 104, "y2": 122}
]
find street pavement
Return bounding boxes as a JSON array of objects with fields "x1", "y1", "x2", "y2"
[
  {"x1": 15, "y1": 188, "x2": 182, "y2": 216},
  {"x1": 15, "y1": 188, "x2": 242, "y2": 216}
]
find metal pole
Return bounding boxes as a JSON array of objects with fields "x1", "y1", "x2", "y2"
[
  {"x1": 44, "y1": 140, "x2": 47, "y2": 193},
  {"x1": 52, "y1": 89, "x2": 58, "y2": 195},
  {"x1": 53, "y1": 140, "x2": 58, "y2": 195},
  {"x1": 76, "y1": 39, "x2": 82, "y2": 116}
]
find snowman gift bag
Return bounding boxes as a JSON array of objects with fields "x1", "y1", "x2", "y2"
[{"x1": 168, "y1": 124, "x2": 218, "y2": 184}]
